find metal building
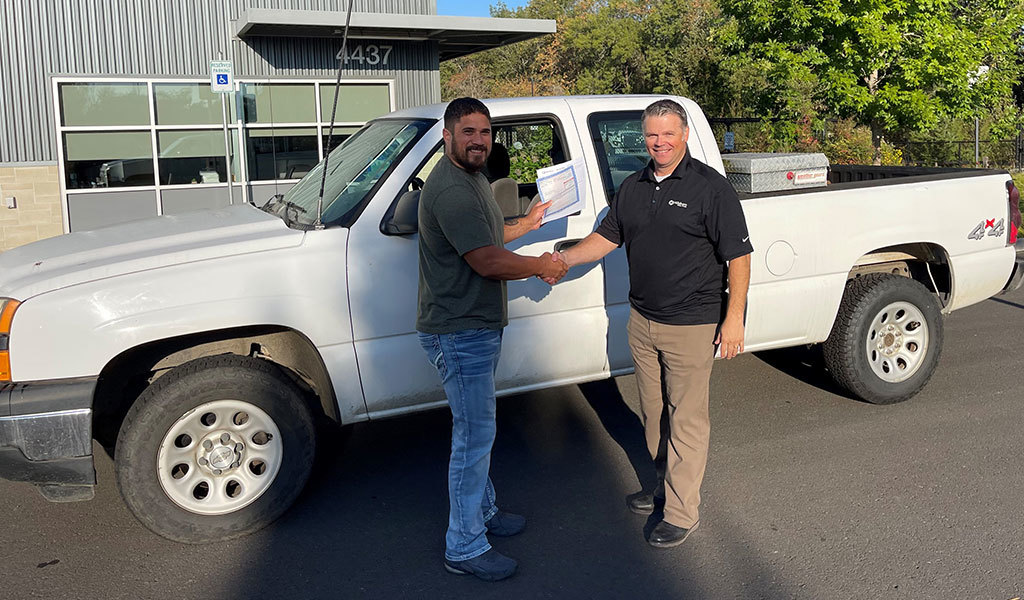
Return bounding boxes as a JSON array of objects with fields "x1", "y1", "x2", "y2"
[{"x1": 0, "y1": 0, "x2": 554, "y2": 250}]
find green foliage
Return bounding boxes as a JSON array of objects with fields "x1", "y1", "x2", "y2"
[
  {"x1": 820, "y1": 120, "x2": 875, "y2": 165},
  {"x1": 1015, "y1": 172, "x2": 1024, "y2": 219},
  {"x1": 443, "y1": 0, "x2": 733, "y2": 115},
  {"x1": 440, "y1": 0, "x2": 1024, "y2": 166},
  {"x1": 1012, "y1": 171, "x2": 1024, "y2": 199},
  {"x1": 717, "y1": 0, "x2": 1024, "y2": 154},
  {"x1": 496, "y1": 125, "x2": 556, "y2": 182},
  {"x1": 879, "y1": 141, "x2": 903, "y2": 166}
]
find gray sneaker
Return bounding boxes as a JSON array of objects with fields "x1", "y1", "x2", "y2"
[
  {"x1": 444, "y1": 549, "x2": 518, "y2": 581},
  {"x1": 485, "y1": 510, "x2": 526, "y2": 537}
]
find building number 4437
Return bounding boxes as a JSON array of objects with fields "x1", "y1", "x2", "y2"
[{"x1": 336, "y1": 44, "x2": 394, "y2": 66}]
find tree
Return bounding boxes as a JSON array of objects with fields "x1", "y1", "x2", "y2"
[
  {"x1": 442, "y1": 0, "x2": 733, "y2": 113},
  {"x1": 718, "y1": 0, "x2": 1024, "y2": 162}
]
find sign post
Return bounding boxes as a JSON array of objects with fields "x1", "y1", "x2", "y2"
[
  {"x1": 723, "y1": 131, "x2": 735, "y2": 153},
  {"x1": 210, "y1": 60, "x2": 234, "y2": 204}
]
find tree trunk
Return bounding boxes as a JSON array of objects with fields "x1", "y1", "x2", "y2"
[
  {"x1": 864, "y1": 69, "x2": 882, "y2": 165},
  {"x1": 870, "y1": 120, "x2": 883, "y2": 166}
]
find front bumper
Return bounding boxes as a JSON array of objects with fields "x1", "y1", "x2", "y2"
[
  {"x1": 0, "y1": 377, "x2": 97, "y2": 501},
  {"x1": 1001, "y1": 240, "x2": 1024, "y2": 294}
]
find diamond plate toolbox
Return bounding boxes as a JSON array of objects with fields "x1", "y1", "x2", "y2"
[{"x1": 722, "y1": 152, "x2": 830, "y2": 193}]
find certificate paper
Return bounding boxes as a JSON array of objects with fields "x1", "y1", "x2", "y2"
[{"x1": 535, "y1": 158, "x2": 588, "y2": 224}]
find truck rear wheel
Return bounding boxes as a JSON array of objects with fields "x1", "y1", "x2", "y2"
[
  {"x1": 115, "y1": 354, "x2": 316, "y2": 543},
  {"x1": 823, "y1": 273, "x2": 943, "y2": 404}
]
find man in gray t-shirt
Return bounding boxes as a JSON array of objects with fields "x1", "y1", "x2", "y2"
[
  {"x1": 416, "y1": 153, "x2": 507, "y2": 333},
  {"x1": 416, "y1": 98, "x2": 566, "y2": 582}
]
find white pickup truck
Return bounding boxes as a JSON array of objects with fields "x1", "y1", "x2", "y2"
[{"x1": 2, "y1": 95, "x2": 1022, "y2": 543}]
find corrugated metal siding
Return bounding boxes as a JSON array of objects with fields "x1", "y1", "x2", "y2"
[
  {"x1": 232, "y1": 0, "x2": 435, "y2": 16},
  {"x1": 1, "y1": 0, "x2": 439, "y2": 164},
  {"x1": 233, "y1": 38, "x2": 440, "y2": 108}
]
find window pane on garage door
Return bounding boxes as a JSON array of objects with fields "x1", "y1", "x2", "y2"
[
  {"x1": 319, "y1": 84, "x2": 391, "y2": 123},
  {"x1": 67, "y1": 189, "x2": 158, "y2": 232},
  {"x1": 242, "y1": 84, "x2": 315, "y2": 124},
  {"x1": 154, "y1": 83, "x2": 225, "y2": 125},
  {"x1": 60, "y1": 83, "x2": 149, "y2": 127},
  {"x1": 245, "y1": 128, "x2": 318, "y2": 180},
  {"x1": 63, "y1": 132, "x2": 154, "y2": 189},
  {"x1": 157, "y1": 130, "x2": 229, "y2": 185}
]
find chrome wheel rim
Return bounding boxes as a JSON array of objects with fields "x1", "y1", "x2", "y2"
[
  {"x1": 865, "y1": 301, "x2": 929, "y2": 383},
  {"x1": 157, "y1": 400, "x2": 283, "y2": 515}
]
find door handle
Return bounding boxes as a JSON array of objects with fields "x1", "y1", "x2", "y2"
[{"x1": 555, "y1": 238, "x2": 582, "y2": 253}]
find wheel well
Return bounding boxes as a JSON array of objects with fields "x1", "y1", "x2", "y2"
[
  {"x1": 849, "y1": 243, "x2": 952, "y2": 307},
  {"x1": 92, "y1": 326, "x2": 339, "y2": 448}
]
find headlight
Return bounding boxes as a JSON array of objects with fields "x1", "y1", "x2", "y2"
[{"x1": 0, "y1": 298, "x2": 20, "y2": 381}]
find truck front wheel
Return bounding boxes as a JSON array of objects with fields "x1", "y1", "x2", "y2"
[
  {"x1": 115, "y1": 355, "x2": 316, "y2": 543},
  {"x1": 823, "y1": 273, "x2": 944, "y2": 404}
]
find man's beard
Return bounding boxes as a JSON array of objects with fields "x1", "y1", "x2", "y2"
[{"x1": 452, "y1": 143, "x2": 489, "y2": 172}]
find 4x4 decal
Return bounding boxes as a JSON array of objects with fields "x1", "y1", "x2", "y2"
[{"x1": 968, "y1": 218, "x2": 1005, "y2": 240}]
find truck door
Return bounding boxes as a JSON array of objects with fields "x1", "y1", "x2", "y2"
[{"x1": 346, "y1": 99, "x2": 610, "y2": 418}]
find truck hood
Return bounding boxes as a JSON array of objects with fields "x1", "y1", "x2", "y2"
[{"x1": 0, "y1": 204, "x2": 305, "y2": 299}]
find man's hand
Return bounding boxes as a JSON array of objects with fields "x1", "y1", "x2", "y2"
[
  {"x1": 540, "y1": 251, "x2": 567, "y2": 285},
  {"x1": 523, "y1": 200, "x2": 551, "y2": 233},
  {"x1": 717, "y1": 253, "x2": 750, "y2": 360},
  {"x1": 504, "y1": 200, "x2": 552, "y2": 243},
  {"x1": 715, "y1": 315, "x2": 745, "y2": 359},
  {"x1": 538, "y1": 251, "x2": 568, "y2": 284}
]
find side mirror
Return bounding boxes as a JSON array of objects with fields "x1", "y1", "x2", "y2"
[{"x1": 380, "y1": 189, "x2": 420, "y2": 235}]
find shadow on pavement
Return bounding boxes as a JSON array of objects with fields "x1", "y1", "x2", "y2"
[
  {"x1": 226, "y1": 387, "x2": 696, "y2": 599},
  {"x1": 988, "y1": 296, "x2": 1024, "y2": 311},
  {"x1": 752, "y1": 345, "x2": 861, "y2": 402},
  {"x1": 577, "y1": 378, "x2": 657, "y2": 495}
]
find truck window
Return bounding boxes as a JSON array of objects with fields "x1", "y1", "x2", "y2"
[
  {"x1": 488, "y1": 118, "x2": 569, "y2": 218},
  {"x1": 587, "y1": 111, "x2": 647, "y2": 203},
  {"x1": 281, "y1": 118, "x2": 433, "y2": 227},
  {"x1": 413, "y1": 143, "x2": 445, "y2": 185}
]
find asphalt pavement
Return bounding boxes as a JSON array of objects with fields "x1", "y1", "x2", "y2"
[{"x1": 3, "y1": 288, "x2": 1023, "y2": 599}]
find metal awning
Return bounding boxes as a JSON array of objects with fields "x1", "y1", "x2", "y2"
[{"x1": 233, "y1": 9, "x2": 557, "y2": 61}]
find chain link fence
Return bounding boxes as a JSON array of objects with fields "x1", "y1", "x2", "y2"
[{"x1": 900, "y1": 138, "x2": 1022, "y2": 169}]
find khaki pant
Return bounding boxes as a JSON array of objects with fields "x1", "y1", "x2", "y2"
[{"x1": 627, "y1": 308, "x2": 717, "y2": 529}]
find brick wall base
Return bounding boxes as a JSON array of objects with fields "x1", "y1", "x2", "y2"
[{"x1": 0, "y1": 165, "x2": 64, "y2": 252}]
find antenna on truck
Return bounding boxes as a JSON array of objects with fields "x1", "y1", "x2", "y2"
[{"x1": 314, "y1": 0, "x2": 356, "y2": 230}]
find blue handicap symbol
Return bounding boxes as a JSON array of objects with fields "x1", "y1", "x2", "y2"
[{"x1": 216, "y1": 74, "x2": 228, "y2": 85}]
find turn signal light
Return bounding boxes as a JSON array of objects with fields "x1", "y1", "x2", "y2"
[
  {"x1": 0, "y1": 299, "x2": 18, "y2": 332},
  {"x1": 0, "y1": 299, "x2": 19, "y2": 382}
]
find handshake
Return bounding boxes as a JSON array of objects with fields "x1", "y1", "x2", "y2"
[{"x1": 536, "y1": 250, "x2": 568, "y2": 285}]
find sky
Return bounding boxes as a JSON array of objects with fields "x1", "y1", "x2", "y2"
[{"x1": 436, "y1": 0, "x2": 528, "y2": 17}]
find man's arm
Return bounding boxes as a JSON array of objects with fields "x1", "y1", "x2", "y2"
[
  {"x1": 504, "y1": 200, "x2": 552, "y2": 243},
  {"x1": 716, "y1": 253, "x2": 751, "y2": 359},
  {"x1": 464, "y1": 245, "x2": 568, "y2": 282},
  {"x1": 558, "y1": 232, "x2": 619, "y2": 267}
]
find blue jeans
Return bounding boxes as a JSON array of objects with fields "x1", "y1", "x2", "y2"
[{"x1": 418, "y1": 327, "x2": 503, "y2": 562}]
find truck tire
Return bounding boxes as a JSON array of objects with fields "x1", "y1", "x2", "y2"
[
  {"x1": 114, "y1": 354, "x2": 316, "y2": 543},
  {"x1": 823, "y1": 273, "x2": 943, "y2": 404}
]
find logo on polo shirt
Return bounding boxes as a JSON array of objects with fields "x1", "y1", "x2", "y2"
[{"x1": 667, "y1": 200, "x2": 688, "y2": 209}]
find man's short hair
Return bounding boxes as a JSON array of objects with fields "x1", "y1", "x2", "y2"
[
  {"x1": 642, "y1": 99, "x2": 688, "y2": 129},
  {"x1": 444, "y1": 97, "x2": 491, "y2": 131}
]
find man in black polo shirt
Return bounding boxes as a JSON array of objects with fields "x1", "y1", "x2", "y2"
[{"x1": 555, "y1": 99, "x2": 752, "y2": 548}]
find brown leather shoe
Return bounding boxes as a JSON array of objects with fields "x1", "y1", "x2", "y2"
[{"x1": 648, "y1": 520, "x2": 698, "y2": 548}]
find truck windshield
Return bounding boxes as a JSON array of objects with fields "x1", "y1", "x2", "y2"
[{"x1": 272, "y1": 118, "x2": 433, "y2": 228}]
